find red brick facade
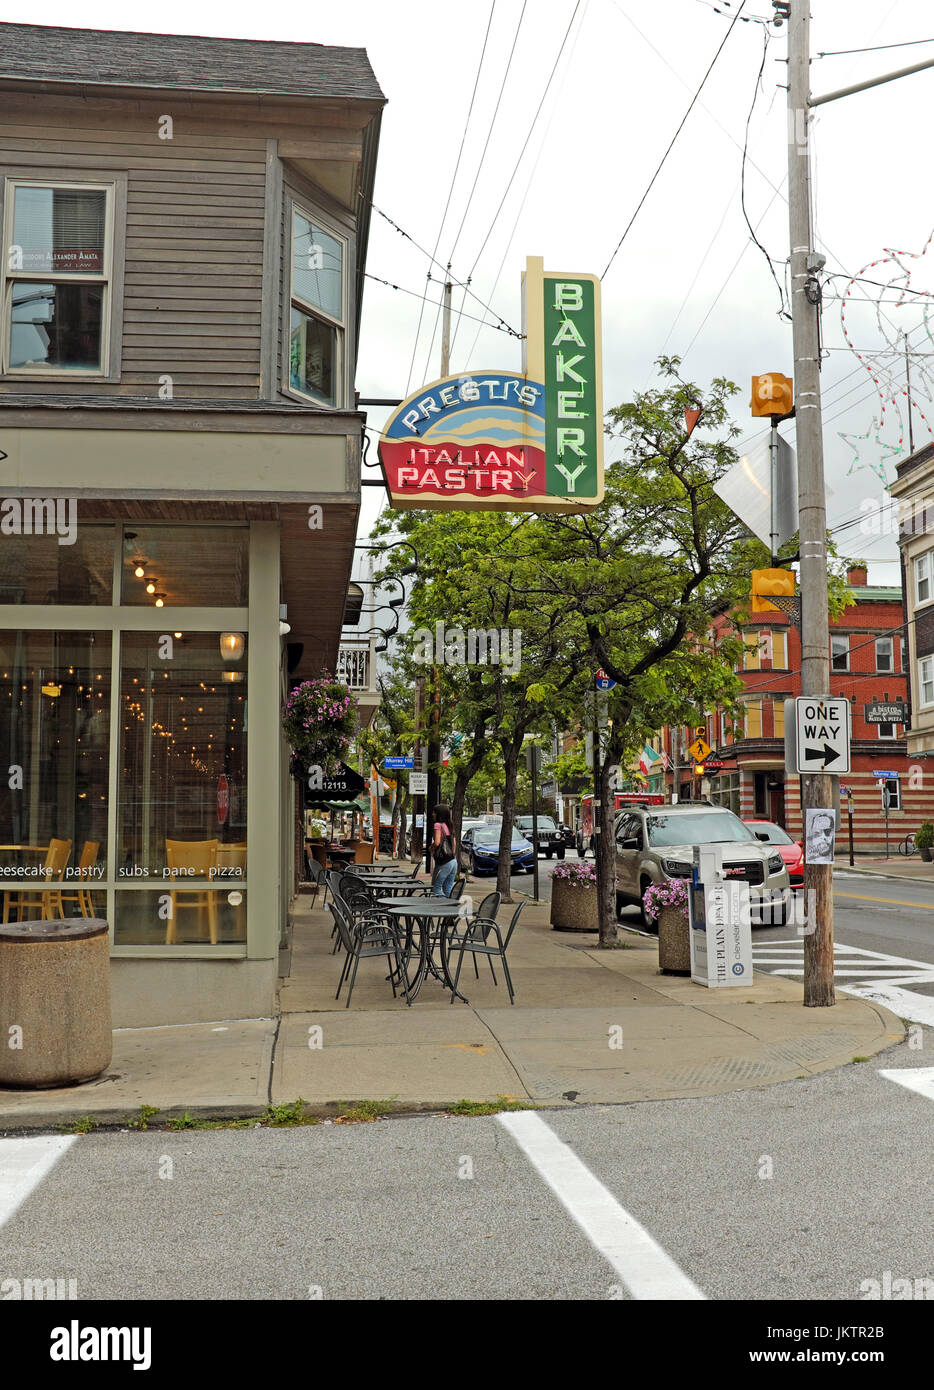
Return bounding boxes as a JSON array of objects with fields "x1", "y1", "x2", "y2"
[{"x1": 656, "y1": 572, "x2": 930, "y2": 853}]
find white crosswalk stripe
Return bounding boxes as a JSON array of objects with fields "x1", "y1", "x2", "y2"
[{"x1": 752, "y1": 939, "x2": 934, "y2": 1026}]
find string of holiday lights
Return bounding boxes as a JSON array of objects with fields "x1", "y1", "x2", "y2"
[{"x1": 838, "y1": 230, "x2": 934, "y2": 480}]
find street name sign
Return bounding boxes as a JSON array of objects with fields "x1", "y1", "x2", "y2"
[
  {"x1": 794, "y1": 696, "x2": 851, "y2": 773},
  {"x1": 384, "y1": 757, "x2": 414, "y2": 770},
  {"x1": 872, "y1": 769, "x2": 898, "y2": 780}
]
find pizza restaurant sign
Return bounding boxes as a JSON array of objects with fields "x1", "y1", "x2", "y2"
[{"x1": 379, "y1": 257, "x2": 604, "y2": 513}]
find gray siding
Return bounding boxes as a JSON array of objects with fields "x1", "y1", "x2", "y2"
[{"x1": 1, "y1": 101, "x2": 266, "y2": 398}]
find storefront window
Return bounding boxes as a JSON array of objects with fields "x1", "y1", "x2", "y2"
[
  {"x1": 120, "y1": 526, "x2": 248, "y2": 607},
  {"x1": 0, "y1": 522, "x2": 114, "y2": 603},
  {"x1": 0, "y1": 631, "x2": 110, "y2": 912},
  {"x1": 115, "y1": 631, "x2": 247, "y2": 945}
]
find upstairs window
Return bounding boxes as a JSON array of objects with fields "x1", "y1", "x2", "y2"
[
  {"x1": 920, "y1": 656, "x2": 934, "y2": 709},
  {"x1": 917, "y1": 552, "x2": 932, "y2": 606},
  {"x1": 288, "y1": 207, "x2": 345, "y2": 407},
  {"x1": 875, "y1": 636, "x2": 893, "y2": 672},
  {"x1": 2, "y1": 181, "x2": 113, "y2": 375},
  {"x1": 831, "y1": 635, "x2": 850, "y2": 671}
]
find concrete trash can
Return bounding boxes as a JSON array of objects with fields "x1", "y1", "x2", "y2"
[{"x1": 0, "y1": 918, "x2": 112, "y2": 1088}]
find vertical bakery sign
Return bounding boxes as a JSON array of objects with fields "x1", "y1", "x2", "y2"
[{"x1": 378, "y1": 257, "x2": 604, "y2": 513}]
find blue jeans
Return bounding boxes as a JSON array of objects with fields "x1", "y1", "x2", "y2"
[{"x1": 432, "y1": 858, "x2": 457, "y2": 897}]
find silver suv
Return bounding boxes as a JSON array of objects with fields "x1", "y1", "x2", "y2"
[{"x1": 614, "y1": 802, "x2": 791, "y2": 928}]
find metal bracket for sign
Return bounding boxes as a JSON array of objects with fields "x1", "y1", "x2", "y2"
[{"x1": 766, "y1": 595, "x2": 801, "y2": 627}]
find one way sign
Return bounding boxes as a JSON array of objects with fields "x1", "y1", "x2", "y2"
[{"x1": 794, "y1": 696, "x2": 851, "y2": 774}]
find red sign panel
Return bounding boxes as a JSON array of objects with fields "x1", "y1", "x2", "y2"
[{"x1": 217, "y1": 774, "x2": 230, "y2": 825}]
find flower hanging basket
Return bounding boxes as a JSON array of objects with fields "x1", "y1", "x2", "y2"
[
  {"x1": 550, "y1": 860, "x2": 598, "y2": 932},
  {"x1": 282, "y1": 674, "x2": 358, "y2": 781}
]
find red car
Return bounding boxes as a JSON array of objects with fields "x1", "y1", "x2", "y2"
[{"x1": 744, "y1": 819, "x2": 804, "y2": 887}]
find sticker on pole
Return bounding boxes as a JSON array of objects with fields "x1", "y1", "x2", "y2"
[{"x1": 794, "y1": 696, "x2": 851, "y2": 773}]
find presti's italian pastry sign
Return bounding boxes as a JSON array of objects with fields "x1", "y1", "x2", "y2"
[{"x1": 378, "y1": 257, "x2": 604, "y2": 513}]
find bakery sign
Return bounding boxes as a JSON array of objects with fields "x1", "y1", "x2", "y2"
[{"x1": 378, "y1": 257, "x2": 604, "y2": 513}]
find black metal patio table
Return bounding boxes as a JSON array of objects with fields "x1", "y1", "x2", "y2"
[{"x1": 381, "y1": 898, "x2": 469, "y2": 1004}]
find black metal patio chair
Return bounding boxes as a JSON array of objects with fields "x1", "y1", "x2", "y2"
[
  {"x1": 449, "y1": 900, "x2": 522, "y2": 1004},
  {"x1": 329, "y1": 898, "x2": 410, "y2": 1009}
]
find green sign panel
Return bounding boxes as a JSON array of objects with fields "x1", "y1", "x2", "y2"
[{"x1": 543, "y1": 276, "x2": 600, "y2": 502}]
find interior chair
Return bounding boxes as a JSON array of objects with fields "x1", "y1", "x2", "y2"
[
  {"x1": 59, "y1": 840, "x2": 100, "y2": 918},
  {"x1": 165, "y1": 839, "x2": 219, "y2": 945},
  {"x1": 449, "y1": 901, "x2": 523, "y2": 1005},
  {"x1": 3, "y1": 838, "x2": 73, "y2": 922}
]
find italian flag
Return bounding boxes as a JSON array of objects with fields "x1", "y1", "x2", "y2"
[{"x1": 639, "y1": 745, "x2": 663, "y2": 776}]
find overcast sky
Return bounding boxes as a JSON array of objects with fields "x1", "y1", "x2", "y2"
[{"x1": 11, "y1": 0, "x2": 934, "y2": 580}]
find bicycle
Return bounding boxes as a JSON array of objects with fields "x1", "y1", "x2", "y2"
[{"x1": 897, "y1": 833, "x2": 916, "y2": 857}]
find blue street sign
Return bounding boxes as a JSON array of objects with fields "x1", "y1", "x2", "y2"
[
  {"x1": 595, "y1": 668, "x2": 616, "y2": 690},
  {"x1": 384, "y1": 757, "x2": 414, "y2": 770},
  {"x1": 872, "y1": 769, "x2": 898, "y2": 779}
]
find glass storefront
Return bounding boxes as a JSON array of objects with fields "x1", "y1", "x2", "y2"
[
  {"x1": 0, "y1": 524, "x2": 252, "y2": 950},
  {"x1": 708, "y1": 772, "x2": 741, "y2": 815},
  {"x1": 0, "y1": 630, "x2": 110, "y2": 917}
]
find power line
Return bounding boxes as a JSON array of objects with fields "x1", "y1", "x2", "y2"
[
  {"x1": 601, "y1": 0, "x2": 748, "y2": 281},
  {"x1": 741, "y1": 23, "x2": 789, "y2": 318},
  {"x1": 817, "y1": 36, "x2": 934, "y2": 58},
  {"x1": 460, "y1": 0, "x2": 589, "y2": 368},
  {"x1": 364, "y1": 273, "x2": 519, "y2": 334},
  {"x1": 462, "y1": 1, "x2": 581, "y2": 287},
  {"x1": 444, "y1": 1, "x2": 528, "y2": 273},
  {"x1": 403, "y1": 0, "x2": 497, "y2": 395}
]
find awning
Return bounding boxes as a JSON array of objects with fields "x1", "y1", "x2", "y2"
[{"x1": 305, "y1": 794, "x2": 370, "y2": 813}]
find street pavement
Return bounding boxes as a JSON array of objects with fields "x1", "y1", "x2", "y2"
[{"x1": 3, "y1": 1033, "x2": 934, "y2": 1302}]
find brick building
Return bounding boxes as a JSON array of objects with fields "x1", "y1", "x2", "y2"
[{"x1": 657, "y1": 567, "x2": 927, "y2": 854}]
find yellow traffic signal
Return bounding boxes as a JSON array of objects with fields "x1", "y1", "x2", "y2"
[
  {"x1": 750, "y1": 372, "x2": 794, "y2": 417},
  {"x1": 751, "y1": 568, "x2": 795, "y2": 613}
]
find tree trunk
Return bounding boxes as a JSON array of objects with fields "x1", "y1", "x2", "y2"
[
  {"x1": 396, "y1": 788, "x2": 410, "y2": 859},
  {"x1": 595, "y1": 750, "x2": 618, "y2": 945},
  {"x1": 496, "y1": 741, "x2": 520, "y2": 903}
]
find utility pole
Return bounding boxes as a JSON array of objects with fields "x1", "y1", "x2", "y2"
[
  {"x1": 424, "y1": 276, "x2": 453, "y2": 873},
  {"x1": 786, "y1": 2, "x2": 834, "y2": 1006},
  {"x1": 412, "y1": 677, "x2": 424, "y2": 863}
]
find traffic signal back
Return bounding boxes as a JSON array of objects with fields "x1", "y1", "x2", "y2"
[
  {"x1": 751, "y1": 568, "x2": 795, "y2": 613},
  {"x1": 750, "y1": 373, "x2": 794, "y2": 418}
]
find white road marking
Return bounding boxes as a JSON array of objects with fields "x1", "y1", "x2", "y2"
[
  {"x1": 849, "y1": 987, "x2": 934, "y2": 1030},
  {"x1": 878, "y1": 1067, "x2": 934, "y2": 1100},
  {"x1": 0, "y1": 1135, "x2": 76, "y2": 1229},
  {"x1": 752, "y1": 940, "x2": 934, "y2": 1026},
  {"x1": 497, "y1": 1110, "x2": 705, "y2": 1300}
]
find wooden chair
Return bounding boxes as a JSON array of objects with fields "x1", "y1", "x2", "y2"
[
  {"x1": 3, "y1": 838, "x2": 72, "y2": 922},
  {"x1": 165, "y1": 839, "x2": 218, "y2": 945},
  {"x1": 60, "y1": 840, "x2": 100, "y2": 918}
]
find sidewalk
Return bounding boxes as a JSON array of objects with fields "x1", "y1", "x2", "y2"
[
  {"x1": 834, "y1": 857, "x2": 934, "y2": 884},
  {"x1": 1, "y1": 881, "x2": 902, "y2": 1130}
]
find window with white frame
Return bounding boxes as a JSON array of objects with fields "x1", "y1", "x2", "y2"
[
  {"x1": 772, "y1": 629, "x2": 788, "y2": 668},
  {"x1": 831, "y1": 634, "x2": 850, "y2": 671},
  {"x1": 882, "y1": 777, "x2": 900, "y2": 811},
  {"x1": 2, "y1": 180, "x2": 113, "y2": 375},
  {"x1": 916, "y1": 551, "x2": 932, "y2": 606},
  {"x1": 920, "y1": 655, "x2": 934, "y2": 708},
  {"x1": 288, "y1": 206, "x2": 346, "y2": 407},
  {"x1": 876, "y1": 636, "x2": 893, "y2": 672},
  {"x1": 877, "y1": 721, "x2": 897, "y2": 739}
]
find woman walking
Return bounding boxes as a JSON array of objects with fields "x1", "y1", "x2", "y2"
[{"x1": 429, "y1": 803, "x2": 458, "y2": 897}]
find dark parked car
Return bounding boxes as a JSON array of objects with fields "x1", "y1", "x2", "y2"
[
  {"x1": 515, "y1": 815, "x2": 565, "y2": 859},
  {"x1": 461, "y1": 825, "x2": 535, "y2": 875},
  {"x1": 557, "y1": 824, "x2": 575, "y2": 851}
]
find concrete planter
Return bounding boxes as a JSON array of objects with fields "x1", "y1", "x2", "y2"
[
  {"x1": 0, "y1": 918, "x2": 112, "y2": 1088},
  {"x1": 920, "y1": 846, "x2": 933, "y2": 863},
  {"x1": 657, "y1": 907, "x2": 690, "y2": 974},
  {"x1": 550, "y1": 878, "x2": 599, "y2": 932}
]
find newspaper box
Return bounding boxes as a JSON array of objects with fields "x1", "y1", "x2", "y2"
[{"x1": 688, "y1": 854, "x2": 753, "y2": 988}]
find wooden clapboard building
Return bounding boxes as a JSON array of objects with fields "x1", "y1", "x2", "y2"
[{"x1": 0, "y1": 23, "x2": 384, "y2": 1023}]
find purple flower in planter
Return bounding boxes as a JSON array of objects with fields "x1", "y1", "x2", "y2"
[
  {"x1": 551, "y1": 860, "x2": 597, "y2": 887},
  {"x1": 642, "y1": 878, "x2": 689, "y2": 919}
]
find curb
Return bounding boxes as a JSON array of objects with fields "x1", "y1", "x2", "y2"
[{"x1": 834, "y1": 863, "x2": 934, "y2": 886}]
